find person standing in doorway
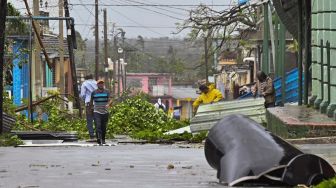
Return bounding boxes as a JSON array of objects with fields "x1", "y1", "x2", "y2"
[
  {"x1": 80, "y1": 74, "x2": 97, "y2": 141},
  {"x1": 91, "y1": 79, "x2": 112, "y2": 145}
]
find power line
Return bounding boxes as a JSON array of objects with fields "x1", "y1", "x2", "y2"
[
  {"x1": 140, "y1": 0, "x2": 190, "y2": 12},
  {"x1": 99, "y1": 1, "x2": 166, "y2": 37},
  {"x1": 74, "y1": 0, "x2": 96, "y2": 38},
  {"x1": 112, "y1": 0, "x2": 184, "y2": 20},
  {"x1": 76, "y1": 23, "x2": 177, "y2": 29},
  {"x1": 69, "y1": 3, "x2": 233, "y2": 7},
  {"x1": 123, "y1": 0, "x2": 187, "y2": 16},
  {"x1": 78, "y1": 0, "x2": 104, "y2": 25}
]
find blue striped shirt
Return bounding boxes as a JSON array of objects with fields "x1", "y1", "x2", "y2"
[
  {"x1": 80, "y1": 79, "x2": 97, "y2": 103},
  {"x1": 91, "y1": 89, "x2": 110, "y2": 114}
]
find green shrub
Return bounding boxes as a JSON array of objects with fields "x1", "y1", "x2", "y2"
[
  {"x1": 314, "y1": 177, "x2": 336, "y2": 188},
  {"x1": 108, "y1": 94, "x2": 205, "y2": 142},
  {"x1": 0, "y1": 134, "x2": 23, "y2": 147}
]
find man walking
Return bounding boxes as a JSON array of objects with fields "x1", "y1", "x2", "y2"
[
  {"x1": 91, "y1": 79, "x2": 112, "y2": 145},
  {"x1": 80, "y1": 74, "x2": 97, "y2": 141}
]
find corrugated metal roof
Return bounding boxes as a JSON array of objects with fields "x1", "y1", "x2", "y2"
[
  {"x1": 126, "y1": 73, "x2": 171, "y2": 76},
  {"x1": 273, "y1": 0, "x2": 299, "y2": 39},
  {"x1": 42, "y1": 35, "x2": 69, "y2": 56},
  {"x1": 190, "y1": 98, "x2": 266, "y2": 132}
]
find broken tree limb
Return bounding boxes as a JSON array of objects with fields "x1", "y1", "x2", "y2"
[
  {"x1": 15, "y1": 95, "x2": 57, "y2": 112},
  {"x1": 22, "y1": 0, "x2": 53, "y2": 69}
]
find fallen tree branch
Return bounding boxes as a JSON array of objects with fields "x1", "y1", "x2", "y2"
[{"x1": 22, "y1": 0, "x2": 53, "y2": 69}]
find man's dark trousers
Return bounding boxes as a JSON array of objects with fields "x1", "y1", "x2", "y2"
[
  {"x1": 93, "y1": 112, "x2": 109, "y2": 144},
  {"x1": 85, "y1": 104, "x2": 95, "y2": 138}
]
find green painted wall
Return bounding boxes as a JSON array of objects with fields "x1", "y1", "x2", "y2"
[
  {"x1": 311, "y1": 0, "x2": 336, "y2": 119},
  {"x1": 328, "y1": 1, "x2": 336, "y2": 118},
  {"x1": 45, "y1": 63, "x2": 53, "y2": 87}
]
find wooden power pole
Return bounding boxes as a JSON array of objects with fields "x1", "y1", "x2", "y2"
[
  {"x1": 0, "y1": 0, "x2": 7, "y2": 134},
  {"x1": 204, "y1": 35, "x2": 209, "y2": 84},
  {"x1": 103, "y1": 9, "x2": 108, "y2": 88},
  {"x1": 64, "y1": 0, "x2": 82, "y2": 117},
  {"x1": 95, "y1": 0, "x2": 99, "y2": 80},
  {"x1": 33, "y1": 0, "x2": 42, "y2": 98},
  {"x1": 59, "y1": 0, "x2": 65, "y2": 97}
]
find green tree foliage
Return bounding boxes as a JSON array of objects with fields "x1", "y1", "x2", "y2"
[
  {"x1": 4, "y1": 3, "x2": 29, "y2": 86},
  {"x1": 3, "y1": 91, "x2": 15, "y2": 115},
  {"x1": 125, "y1": 44, "x2": 186, "y2": 82},
  {"x1": 0, "y1": 134, "x2": 23, "y2": 147},
  {"x1": 13, "y1": 96, "x2": 88, "y2": 139},
  {"x1": 314, "y1": 177, "x2": 336, "y2": 188},
  {"x1": 6, "y1": 3, "x2": 28, "y2": 35},
  {"x1": 74, "y1": 31, "x2": 89, "y2": 69},
  {"x1": 12, "y1": 93, "x2": 206, "y2": 142},
  {"x1": 107, "y1": 93, "x2": 206, "y2": 142}
]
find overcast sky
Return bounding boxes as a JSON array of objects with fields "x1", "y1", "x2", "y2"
[{"x1": 9, "y1": 0, "x2": 235, "y2": 39}]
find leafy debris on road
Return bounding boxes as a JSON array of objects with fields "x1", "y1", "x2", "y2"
[
  {"x1": 167, "y1": 164, "x2": 175, "y2": 169},
  {"x1": 107, "y1": 93, "x2": 207, "y2": 142}
]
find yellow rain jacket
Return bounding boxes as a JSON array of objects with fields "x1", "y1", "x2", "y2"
[{"x1": 193, "y1": 84, "x2": 223, "y2": 110}]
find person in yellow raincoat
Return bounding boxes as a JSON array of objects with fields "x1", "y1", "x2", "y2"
[{"x1": 192, "y1": 84, "x2": 223, "y2": 115}]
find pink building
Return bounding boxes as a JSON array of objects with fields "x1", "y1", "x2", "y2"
[{"x1": 126, "y1": 73, "x2": 173, "y2": 108}]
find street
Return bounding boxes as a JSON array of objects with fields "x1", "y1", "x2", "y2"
[
  {"x1": 0, "y1": 143, "x2": 220, "y2": 188},
  {"x1": 1, "y1": 143, "x2": 336, "y2": 188}
]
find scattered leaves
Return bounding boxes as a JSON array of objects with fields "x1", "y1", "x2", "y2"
[{"x1": 167, "y1": 164, "x2": 175, "y2": 170}]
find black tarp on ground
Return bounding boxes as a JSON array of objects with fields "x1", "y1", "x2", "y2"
[
  {"x1": 205, "y1": 114, "x2": 335, "y2": 186},
  {"x1": 11, "y1": 131, "x2": 78, "y2": 142}
]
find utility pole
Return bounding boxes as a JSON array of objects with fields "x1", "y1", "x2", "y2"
[
  {"x1": 117, "y1": 50, "x2": 120, "y2": 97},
  {"x1": 204, "y1": 33, "x2": 209, "y2": 84},
  {"x1": 95, "y1": 0, "x2": 99, "y2": 80},
  {"x1": 59, "y1": 0, "x2": 65, "y2": 102},
  {"x1": 113, "y1": 36, "x2": 117, "y2": 96},
  {"x1": 0, "y1": 0, "x2": 7, "y2": 134},
  {"x1": 298, "y1": 0, "x2": 303, "y2": 105},
  {"x1": 103, "y1": 9, "x2": 108, "y2": 88},
  {"x1": 64, "y1": 0, "x2": 82, "y2": 117},
  {"x1": 262, "y1": 2, "x2": 269, "y2": 74},
  {"x1": 121, "y1": 31, "x2": 125, "y2": 91},
  {"x1": 33, "y1": 0, "x2": 42, "y2": 98}
]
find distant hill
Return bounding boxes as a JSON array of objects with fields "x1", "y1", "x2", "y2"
[{"x1": 76, "y1": 37, "x2": 206, "y2": 84}]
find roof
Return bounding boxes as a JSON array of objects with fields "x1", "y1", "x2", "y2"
[
  {"x1": 127, "y1": 73, "x2": 171, "y2": 77},
  {"x1": 190, "y1": 98, "x2": 266, "y2": 133},
  {"x1": 42, "y1": 34, "x2": 69, "y2": 58},
  {"x1": 171, "y1": 87, "x2": 199, "y2": 100},
  {"x1": 273, "y1": 0, "x2": 300, "y2": 39}
]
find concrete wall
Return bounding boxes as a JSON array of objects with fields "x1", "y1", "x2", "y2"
[{"x1": 311, "y1": 0, "x2": 336, "y2": 119}]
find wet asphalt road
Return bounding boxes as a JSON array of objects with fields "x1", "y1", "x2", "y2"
[
  {"x1": 0, "y1": 143, "x2": 336, "y2": 188},
  {"x1": 0, "y1": 144, "x2": 220, "y2": 188}
]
